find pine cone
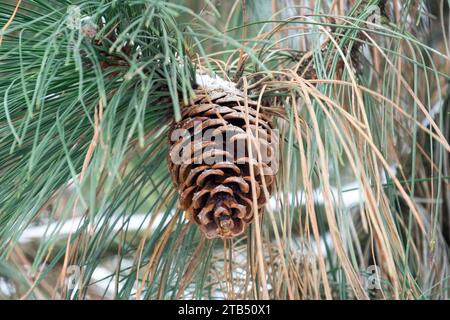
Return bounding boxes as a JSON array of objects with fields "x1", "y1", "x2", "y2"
[{"x1": 168, "y1": 75, "x2": 276, "y2": 239}]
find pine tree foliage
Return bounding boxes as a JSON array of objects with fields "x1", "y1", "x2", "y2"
[{"x1": 0, "y1": 0, "x2": 449, "y2": 299}]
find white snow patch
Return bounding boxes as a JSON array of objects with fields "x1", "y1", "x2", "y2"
[
  {"x1": 19, "y1": 212, "x2": 172, "y2": 244},
  {"x1": 268, "y1": 182, "x2": 363, "y2": 211},
  {"x1": 195, "y1": 72, "x2": 241, "y2": 94}
]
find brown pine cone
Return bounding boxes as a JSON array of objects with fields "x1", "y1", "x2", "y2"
[{"x1": 168, "y1": 75, "x2": 276, "y2": 239}]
